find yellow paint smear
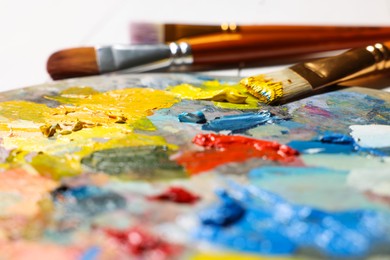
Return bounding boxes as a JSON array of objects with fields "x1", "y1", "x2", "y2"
[
  {"x1": 167, "y1": 80, "x2": 260, "y2": 109},
  {"x1": 0, "y1": 87, "x2": 180, "y2": 179},
  {"x1": 240, "y1": 75, "x2": 283, "y2": 104}
]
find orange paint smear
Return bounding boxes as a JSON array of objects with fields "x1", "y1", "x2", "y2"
[{"x1": 175, "y1": 133, "x2": 301, "y2": 174}]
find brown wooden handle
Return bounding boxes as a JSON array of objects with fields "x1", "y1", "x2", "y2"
[{"x1": 183, "y1": 29, "x2": 390, "y2": 65}]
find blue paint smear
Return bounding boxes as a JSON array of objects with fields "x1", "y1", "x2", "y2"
[
  {"x1": 52, "y1": 185, "x2": 127, "y2": 217},
  {"x1": 196, "y1": 183, "x2": 390, "y2": 258},
  {"x1": 288, "y1": 133, "x2": 385, "y2": 156},
  {"x1": 202, "y1": 111, "x2": 273, "y2": 132},
  {"x1": 79, "y1": 246, "x2": 101, "y2": 260},
  {"x1": 178, "y1": 111, "x2": 206, "y2": 124}
]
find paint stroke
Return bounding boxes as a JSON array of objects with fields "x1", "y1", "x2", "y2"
[
  {"x1": 347, "y1": 168, "x2": 390, "y2": 204},
  {"x1": 103, "y1": 226, "x2": 183, "y2": 259},
  {"x1": 178, "y1": 111, "x2": 206, "y2": 124},
  {"x1": 81, "y1": 146, "x2": 186, "y2": 180},
  {"x1": 52, "y1": 185, "x2": 127, "y2": 218},
  {"x1": 202, "y1": 111, "x2": 273, "y2": 133},
  {"x1": 166, "y1": 80, "x2": 260, "y2": 109},
  {"x1": 196, "y1": 183, "x2": 390, "y2": 258},
  {"x1": 148, "y1": 186, "x2": 200, "y2": 204},
  {"x1": 288, "y1": 133, "x2": 385, "y2": 156},
  {"x1": 350, "y1": 124, "x2": 390, "y2": 148},
  {"x1": 248, "y1": 166, "x2": 390, "y2": 211},
  {"x1": 175, "y1": 134, "x2": 300, "y2": 174}
]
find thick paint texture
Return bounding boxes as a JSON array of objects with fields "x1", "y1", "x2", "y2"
[
  {"x1": 148, "y1": 186, "x2": 200, "y2": 204},
  {"x1": 175, "y1": 134, "x2": 300, "y2": 174},
  {"x1": 202, "y1": 111, "x2": 273, "y2": 132},
  {"x1": 240, "y1": 75, "x2": 283, "y2": 104},
  {"x1": 81, "y1": 146, "x2": 185, "y2": 180},
  {"x1": 167, "y1": 81, "x2": 260, "y2": 109},
  {"x1": 178, "y1": 111, "x2": 207, "y2": 124},
  {"x1": 288, "y1": 133, "x2": 384, "y2": 156},
  {"x1": 196, "y1": 184, "x2": 390, "y2": 258}
]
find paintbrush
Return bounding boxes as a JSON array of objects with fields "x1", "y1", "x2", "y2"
[
  {"x1": 130, "y1": 22, "x2": 390, "y2": 43},
  {"x1": 240, "y1": 42, "x2": 390, "y2": 104},
  {"x1": 47, "y1": 27, "x2": 390, "y2": 80}
]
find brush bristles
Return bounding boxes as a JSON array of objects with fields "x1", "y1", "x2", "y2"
[
  {"x1": 46, "y1": 47, "x2": 99, "y2": 80},
  {"x1": 240, "y1": 69, "x2": 313, "y2": 104}
]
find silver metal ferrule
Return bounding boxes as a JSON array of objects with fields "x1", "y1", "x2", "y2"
[{"x1": 96, "y1": 42, "x2": 193, "y2": 74}]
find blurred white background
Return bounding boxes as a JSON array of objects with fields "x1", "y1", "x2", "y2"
[{"x1": 1, "y1": 0, "x2": 390, "y2": 91}]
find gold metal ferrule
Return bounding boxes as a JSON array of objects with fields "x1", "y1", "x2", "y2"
[{"x1": 289, "y1": 42, "x2": 390, "y2": 90}]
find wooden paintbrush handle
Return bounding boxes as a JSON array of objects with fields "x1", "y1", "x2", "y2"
[
  {"x1": 185, "y1": 30, "x2": 390, "y2": 65},
  {"x1": 289, "y1": 41, "x2": 390, "y2": 89}
]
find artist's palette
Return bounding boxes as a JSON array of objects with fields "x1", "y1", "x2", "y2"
[{"x1": 0, "y1": 73, "x2": 389, "y2": 259}]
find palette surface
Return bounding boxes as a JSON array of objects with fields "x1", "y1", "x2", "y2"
[{"x1": 0, "y1": 73, "x2": 389, "y2": 259}]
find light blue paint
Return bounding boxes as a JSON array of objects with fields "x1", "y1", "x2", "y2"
[
  {"x1": 201, "y1": 111, "x2": 273, "y2": 132},
  {"x1": 178, "y1": 111, "x2": 206, "y2": 124},
  {"x1": 196, "y1": 182, "x2": 390, "y2": 258},
  {"x1": 80, "y1": 246, "x2": 101, "y2": 260}
]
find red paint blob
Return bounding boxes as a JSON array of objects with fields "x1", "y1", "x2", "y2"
[
  {"x1": 148, "y1": 186, "x2": 200, "y2": 204},
  {"x1": 175, "y1": 133, "x2": 301, "y2": 174},
  {"x1": 104, "y1": 227, "x2": 181, "y2": 259}
]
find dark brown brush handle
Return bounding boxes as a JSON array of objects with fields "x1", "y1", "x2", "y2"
[
  {"x1": 185, "y1": 30, "x2": 390, "y2": 65},
  {"x1": 289, "y1": 41, "x2": 390, "y2": 89}
]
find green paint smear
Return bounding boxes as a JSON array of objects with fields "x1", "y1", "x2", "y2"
[{"x1": 81, "y1": 146, "x2": 186, "y2": 180}]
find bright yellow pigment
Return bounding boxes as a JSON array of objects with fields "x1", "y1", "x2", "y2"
[
  {"x1": 167, "y1": 80, "x2": 260, "y2": 109},
  {"x1": 0, "y1": 87, "x2": 180, "y2": 178},
  {"x1": 240, "y1": 75, "x2": 283, "y2": 104}
]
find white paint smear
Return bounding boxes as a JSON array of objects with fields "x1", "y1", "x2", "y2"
[
  {"x1": 349, "y1": 124, "x2": 390, "y2": 148},
  {"x1": 347, "y1": 168, "x2": 390, "y2": 197}
]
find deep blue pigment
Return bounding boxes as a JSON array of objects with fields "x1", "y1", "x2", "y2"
[
  {"x1": 178, "y1": 111, "x2": 207, "y2": 124},
  {"x1": 288, "y1": 133, "x2": 384, "y2": 156},
  {"x1": 196, "y1": 183, "x2": 390, "y2": 258},
  {"x1": 201, "y1": 111, "x2": 273, "y2": 132}
]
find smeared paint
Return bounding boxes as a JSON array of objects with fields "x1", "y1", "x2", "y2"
[
  {"x1": 52, "y1": 185, "x2": 126, "y2": 219},
  {"x1": 248, "y1": 166, "x2": 390, "y2": 211},
  {"x1": 175, "y1": 134, "x2": 300, "y2": 174},
  {"x1": 192, "y1": 253, "x2": 296, "y2": 260},
  {"x1": 79, "y1": 246, "x2": 101, "y2": 260},
  {"x1": 199, "y1": 190, "x2": 245, "y2": 226},
  {"x1": 81, "y1": 146, "x2": 186, "y2": 180},
  {"x1": 0, "y1": 241, "x2": 83, "y2": 260},
  {"x1": 167, "y1": 80, "x2": 260, "y2": 109},
  {"x1": 350, "y1": 124, "x2": 390, "y2": 148},
  {"x1": 148, "y1": 186, "x2": 200, "y2": 204},
  {"x1": 347, "y1": 167, "x2": 390, "y2": 202},
  {"x1": 303, "y1": 104, "x2": 332, "y2": 118},
  {"x1": 240, "y1": 75, "x2": 283, "y2": 104},
  {"x1": 196, "y1": 184, "x2": 390, "y2": 257},
  {"x1": 0, "y1": 87, "x2": 180, "y2": 181},
  {"x1": 0, "y1": 168, "x2": 57, "y2": 217},
  {"x1": 103, "y1": 226, "x2": 182, "y2": 259},
  {"x1": 288, "y1": 133, "x2": 384, "y2": 156},
  {"x1": 178, "y1": 111, "x2": 206, "y2": 124},
  {"x1": 202, "y1": 111, "x2": 273, "y2": 133}
]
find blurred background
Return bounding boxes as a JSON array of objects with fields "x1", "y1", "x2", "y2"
[{"x1": 1, "y1": 0, "x2": 390, "y2": 91}]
